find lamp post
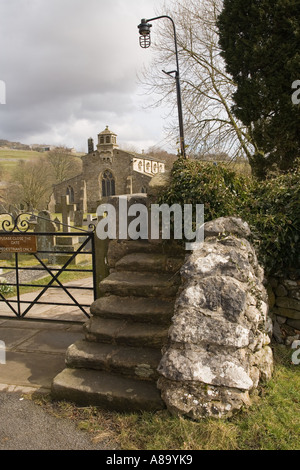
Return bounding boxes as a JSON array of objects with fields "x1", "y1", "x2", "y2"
[{"x1": 138, "y1": 16, "x2": 186, "y2": 159}]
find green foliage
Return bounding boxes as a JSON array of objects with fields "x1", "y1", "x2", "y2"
[
  {"x1": 217, "y1": 0, "x2": 300, "y2": 177},
  {"x1": 158, "y1": 158, "x2": 300, "y2": 275},
  {"x1": 0, "y1": 279, "x2": 14, "y2": 295},
  {"x1": 242, "y1": 165, "x2": 300, "y2": 274},
  {"x1": 158, "y1": 159, "x2": 249, "y2": 221}
]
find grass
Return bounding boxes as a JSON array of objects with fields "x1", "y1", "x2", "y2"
[
  {"x1": 31, "y1": 343, "x2": 300, "y2": 450},
  {"x1": 0, "y1": 149, "x2": 42, "y2": 172},
  {"x1": 0, "y1": 261, "x2": 93, "y2": 298}
]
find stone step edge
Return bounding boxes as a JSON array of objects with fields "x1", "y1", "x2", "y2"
[
  {"x1": 114, "y1": 253, "x2": 184, "y2": 274},
  {"x1": 99, "y1": 271, "x2": 181, "y2": 298},
  {"x1": 51, "y1": 368, "x2": 165, "y2": 412},
  {"x1": 66, "y1": 340, "x2": 161, "y2": 381},
  {"x1": 84, "y1": 317, "x2": 169, "y2": 349},
  {"x1": 90, "y1": 295, "x2": 175, "y2": 324}
]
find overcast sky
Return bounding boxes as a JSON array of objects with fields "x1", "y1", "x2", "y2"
[{"x1": 0, "y1": 0, "x2": 174, "y2": 153}]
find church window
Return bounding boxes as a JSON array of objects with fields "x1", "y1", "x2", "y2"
[
  {"x1": 106, "y1": 136, "x2": 110, "y2": 143},
  {"x1": 102, "y1": 170, "x2": 115, "y2": 197},
  {"x1": 100, "y1": 136, "x2": 104, "y2": 144},
  {"x1": 141, "y1": 186, "x2": 147, "y2": 193}
]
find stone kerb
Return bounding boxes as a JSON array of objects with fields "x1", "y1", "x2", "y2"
[{"x1": 157, "y1": 217, "x2": 274, "y2": 420}]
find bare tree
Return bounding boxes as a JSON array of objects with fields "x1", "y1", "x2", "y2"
[
  {"x1": 47, "y1": 147, "x2": 82, "y2": 184},
  {"x1": 8, "y1": 158, "x2": 54, "y2": 211},
  {"x1": 139, "y1": 0, "x2": 254, "y2": 161}
]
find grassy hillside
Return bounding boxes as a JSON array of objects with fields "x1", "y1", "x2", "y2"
[{"x1": 0, "y1": 149, "x2": 43, "y2": 172}]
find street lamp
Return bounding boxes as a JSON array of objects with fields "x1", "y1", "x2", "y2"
[{"x1": 138, "y1": 16, "x2": 186, "y2": 159}]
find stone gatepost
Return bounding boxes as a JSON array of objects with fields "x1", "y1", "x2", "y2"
[{"x1": 157, "y1": 217, "x2": 274, "y2": 419}]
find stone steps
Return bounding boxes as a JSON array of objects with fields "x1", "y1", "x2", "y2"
[
  {"x1": 90, "y1": 295, "x2": 174, "y2": 325},
  {"x1": 99, "y1": 271, "x2": 180, "y2": 298},
  {"x1": 83, "y1": 317, "x2": 169, "y2": 349},
  {"x1": 52, "y1": 241, "x2": 183, "y2": 411},
  {"x1": 107, "y1": 240, "x2": 164, "y2": 268},
  {"x1": 66, "y1": 340, "x2": 161, "y2": 381},
  {"x1": 52, "y1": 368, "x2": 164, "y2": 412},
  {"x1": 115, "y1": 253, "x2": 183, "y2": 274}
]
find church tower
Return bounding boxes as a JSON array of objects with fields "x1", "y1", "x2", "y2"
[{"x1": 97, "y1": 126, "x2": 118, "y2": 154}]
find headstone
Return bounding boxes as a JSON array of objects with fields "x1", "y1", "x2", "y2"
[
  {"x1": 34, "y1": 210, "x2": 57, "y2": 254},
  {"x1": 74, "y1": 210, "x2": 84, "y2": 228},
  {"x1": 27, "y1": 214, "x2": 37, "y2": 231},
  {"x1": 53, "y1": 217, "x2": 61, "y2": 232},
  {"x1": 61, "y1": 195, "x2": 77, "y2": 233}
]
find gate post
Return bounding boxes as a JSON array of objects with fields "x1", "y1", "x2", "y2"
[{"x1": 92, "y1": 233, "x2": 109, "y2": 300}]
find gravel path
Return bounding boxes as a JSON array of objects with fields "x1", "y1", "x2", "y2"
[
  {"x1": 0, "y1": 392, "x2": 116, "y2": 450},
  {"x1": 1, "y1": 268, "x2": 48, "y2": 284}
]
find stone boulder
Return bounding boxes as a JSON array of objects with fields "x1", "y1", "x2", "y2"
[{"x1": 157, "y1": 217, "x2": 273, "y2": 419}]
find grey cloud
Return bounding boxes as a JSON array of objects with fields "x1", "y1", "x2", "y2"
[{"x1": 0, "y1": 0, "x2": 166, "y2": 149}]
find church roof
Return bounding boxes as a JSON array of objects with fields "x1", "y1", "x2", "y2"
[{"x1": 98, "y1": 126, "x2": 117, "y2": 136}]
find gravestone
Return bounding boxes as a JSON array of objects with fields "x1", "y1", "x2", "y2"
[
  {"x1": 61, "y1": 195, "x2": 76, "y2": 233},
  {"x1": 53, "y1": 197, "x2": 88, "y2": 265},
  {"x1": 27, "y1": 214, "x2": 37, "y2": 231},
  {"x1": 53, "y1": 217, "x2": 62, "y2": 232},
  {"x1": 34, "y1": 210, "x2": 57, "y2": 255},
  {"x1": 74, "y1": 210, "x2": 84, "y2": 228}
]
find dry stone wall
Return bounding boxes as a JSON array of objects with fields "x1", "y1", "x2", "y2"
[
  {"x1": 157, "y1": 217, "x2": 274, "y2": 420},
  {"x1": 268, "y1": 272, "x2": 300, "y2": 345}
]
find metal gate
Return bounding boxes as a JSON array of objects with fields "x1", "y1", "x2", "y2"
[{"x1": 0, "y1": 212, "x2": 97, "y2": 321}]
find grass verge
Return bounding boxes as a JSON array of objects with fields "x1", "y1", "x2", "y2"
[{"x1": 31, "y1": 343, "x2": 300, "y2": 450}]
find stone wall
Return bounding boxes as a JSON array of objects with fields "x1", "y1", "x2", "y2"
[
  {"x1": 268, "y1": 271, "x2": 300, "y2": 345},
  {"x1": 157, "y1": 217, "x2": 273, "y2": 420}
]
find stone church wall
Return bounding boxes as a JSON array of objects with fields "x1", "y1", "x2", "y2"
[{"x1": 52, "y1": 175, "x2": 83, "y2": 210}]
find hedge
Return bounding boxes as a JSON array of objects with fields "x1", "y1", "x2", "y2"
[{"x1": 157, "y1": 158, "x2": 300, "y2": 276}]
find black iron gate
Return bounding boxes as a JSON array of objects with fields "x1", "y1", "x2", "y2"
[{"x1": 0, "y1": 213, "x2": 97, "y2": 321}]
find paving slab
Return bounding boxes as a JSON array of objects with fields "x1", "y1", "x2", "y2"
[
  {"x1": 0, "y1": 319, "x2": 85, "y2": 392},
  {"x1": 0, "y1": 277, "x2": 93, "y2": 322}
]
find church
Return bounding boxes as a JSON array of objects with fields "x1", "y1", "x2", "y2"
[{"x1": 50, "y1": 126, "x2": 166, "y2": 213}]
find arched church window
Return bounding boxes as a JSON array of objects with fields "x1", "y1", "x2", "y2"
[
  {"x1": 106, "y1": 136, "x2": 110, "y2": 144},
  {"x1": 102, "y1": 170, "x2": 115, "y2": 197},
  {"x1": 66, "y1": 186, "x2": 74, "y2": 203},
  {"x1": 141, "y1": 186, "x2": 147, "y2": 194},
  {"x1": 100, "y1": 136, "x2": 104, "y2": 144}
]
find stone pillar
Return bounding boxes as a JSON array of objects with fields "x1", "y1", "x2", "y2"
[{"x1": 157, "y1": 217, "x2": 274, "y2": 420}]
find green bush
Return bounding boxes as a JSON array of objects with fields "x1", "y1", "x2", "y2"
[
  {"x1": 0, "y1": 278, "x2": 14, "y2": 295},
  {"x1": 158, "y1": 158, "x2": 300, "y2": 275}
]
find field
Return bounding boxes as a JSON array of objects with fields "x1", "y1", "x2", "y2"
[{"x1": 0, "y1": 149, "x2": 43, "y2": 173}]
